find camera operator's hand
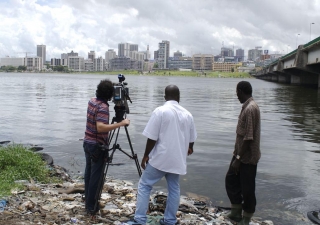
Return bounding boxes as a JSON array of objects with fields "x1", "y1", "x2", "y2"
[
  {"x1": 121, "y1": 118, "x2": 130, "y2": 127},
  {"x1": 231, "y1": 158, "x2": 241, "y2": 175},
  {"x1": 141, "y1": 155, "x2": 149, "y2": 170}
]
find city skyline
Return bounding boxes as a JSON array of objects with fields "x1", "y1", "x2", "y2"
[{"x1": 0, "y1": 0, "x2": 319, "y2": 60}]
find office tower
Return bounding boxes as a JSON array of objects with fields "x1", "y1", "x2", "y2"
[
  {"x1": 248, "y1": 47, "x2": 263, "y2": 61},
  {"x1": 37, "y1": 45, "x2": 46, "y2": 65},
  {"x1": 221, "y1": 47, "x2": 234, "y2": 57},
  {"x1": 236, "y1": 48, "x2": 245, "y2": 62},
  {"x1": 105, "y1": 49, "x2": 117, "y2": 63},
  {"x1": 94, "y1": 56, "x2": 105, "y2": 71},
  {"x1": 88, "y1": 51, "x2": 95, "y2": 61},
  {"x1": 154, "y1": 50, "x2": 159, "y2": 60},
  {"x1": 130, "y1": 44, "x2": 138, "y2": 52},
  {"x1": 118, "y1": 43, "x2": 131, "y2": 57},
  {"x1": 158, "y1": 40, "x2": 170, "y2": 69}
]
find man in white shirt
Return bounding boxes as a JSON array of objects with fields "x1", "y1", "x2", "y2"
[{"x1": 128, "y1": 85, "x2": 197, "y2": 225}]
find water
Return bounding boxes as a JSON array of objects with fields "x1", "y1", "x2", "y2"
[{"x1": 0, "y1": 72, "x2": 319, "y2": 224}]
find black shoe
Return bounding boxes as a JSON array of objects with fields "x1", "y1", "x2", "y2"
[{"x1": 159, "y1": 218, "x2": 178, "y2": 225}]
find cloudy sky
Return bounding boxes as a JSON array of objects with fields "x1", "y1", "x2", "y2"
[{"x1": 0, "y1": 0, "x2": 319, "y2": 60}]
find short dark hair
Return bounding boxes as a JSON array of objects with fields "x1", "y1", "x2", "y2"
[
  {"x1": 237, "y1": 81, "x2": 252, "y2": 95},
  {"x1": 96, "y1": 79, "x2": 114, "y2": 99}
]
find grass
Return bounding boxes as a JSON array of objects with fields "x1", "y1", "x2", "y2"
[
  {"x1": 0, "y1": 144, "x2": 60, "y2": 197},
  {"x1": 79, "y1": 70, "x2": 253, "y2": 78}
]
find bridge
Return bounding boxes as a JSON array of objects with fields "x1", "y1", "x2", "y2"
[{"x1": 255, "y1": 36, "x2": 320, "y2": 88}]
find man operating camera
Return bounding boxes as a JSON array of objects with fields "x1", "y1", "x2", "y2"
[{"x1": 83, "y1": 79, "x2": 130, "y2": 216}]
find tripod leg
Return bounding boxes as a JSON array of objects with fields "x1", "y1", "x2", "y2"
[{"x1": 124, "y1": 126, "x2": 142, "y2": 177}]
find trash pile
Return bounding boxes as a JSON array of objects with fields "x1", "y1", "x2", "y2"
[{"x1": 0, "y1": 165, "x2": 274, "y2": 225}]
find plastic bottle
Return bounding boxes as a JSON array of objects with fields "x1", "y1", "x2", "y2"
[{"x1": 0, "y1": 200, "x2": 6, "y2": 213}]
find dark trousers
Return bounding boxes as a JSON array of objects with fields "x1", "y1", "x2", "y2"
[
  {"x1": 225, "y1": 157, "x2": 257, "y2": 214},
  {"x1": 83, "y1": 142, "x2": 104, "y2": 213}
]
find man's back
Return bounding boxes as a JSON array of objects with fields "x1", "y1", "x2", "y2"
[{"x1": 143, "y1": 100, "x2": 197, "y2": 175}]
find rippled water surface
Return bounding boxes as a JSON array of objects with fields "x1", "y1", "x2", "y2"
[{"x1": 1, "y1": 73, "x2": 320, "y2": 224}]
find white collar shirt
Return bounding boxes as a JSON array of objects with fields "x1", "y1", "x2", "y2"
[{"x1": 142, "y1": 100, "x2": 197, "y2": 175}]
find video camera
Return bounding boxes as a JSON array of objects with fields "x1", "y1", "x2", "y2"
[{"x1": 113, "y1": 74, "x2": 132, "y2": 121}]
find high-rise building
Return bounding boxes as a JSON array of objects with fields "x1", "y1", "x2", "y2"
[
  {"x1": 94, "y1": 57, "x2": 105, "y2": 71},
  {"x1": 88, "y1": 51, "x2": 95, "y2": 61},
  {"x1": 221, "y1": 47, "x2": 234, "y2": 57},
  {"x1": 248, "y1": 48, "x2": 263, "y2": 61},
  {"x1": 158, "y1": 40, "x2": 170, "y2": 69},
  {"x1": 37, "y1": 45, "x2": 46, "y2": 65},
  {"x1": 130, "y1": 44, "x2": 138, "y2": 52},
  {"x1": 118, "y1": 43, "x2": 131, "y2": 57},
  {"x1": 154, "y1": 50, "x2": 159, "y2": 60},
  {"x1": 236, "y1": 48, "x2": 245, "y2": 62},
  {"x1": 105, "y1": 49, "x2": 117, "y2": 63}
]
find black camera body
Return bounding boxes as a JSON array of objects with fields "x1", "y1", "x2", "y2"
[{"x1": 113, "y1": 74, "x2": 131, "y2": 121}]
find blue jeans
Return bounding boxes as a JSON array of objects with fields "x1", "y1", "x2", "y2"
[
  {"x1": 83, "y1": 142, "x2": 104, "y2": 213},
  {"x1": 134, "y1": 164, "x2": 180, "y2": 225}
]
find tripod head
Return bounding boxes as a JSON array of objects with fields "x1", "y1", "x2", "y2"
[{"x1": 113, "y1": 105, "x2": 127, "y2": 123}]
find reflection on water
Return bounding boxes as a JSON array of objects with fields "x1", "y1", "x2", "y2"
[{"x1": 0, "y1": 73, "x2": 320, "y2": 225}]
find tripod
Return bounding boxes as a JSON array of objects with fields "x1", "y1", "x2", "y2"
[{"x1": 93, "y1": 105, "x2": 142, "y2": 212}]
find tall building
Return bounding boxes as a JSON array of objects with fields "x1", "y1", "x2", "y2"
[
  {"x1": 154, "y1": 50, "x2": 159, "y2": 60},
  {"x1": 37, "y1": 45, "x2": 46, "y2": 65},
  {"x1": 93, "y1": 57, "x2": 105, "y2": 71},
  {"x1": 221, "y1": 47, "x2": 234, "y2": 57},
  {"x1": 118, "y1": 43, "x2": 131, "y2": 57},
  {"x1": 130, "y1": 44, "x2": 138, "y2": 52},
  {"x1": 105, "y1": 49, "x2": 117, "y2": 63},
  {"x1": 236, "y1": 48, "x2": 245, "y2": 62},
  {"x1": 158, "y1": 40, "x2": 170, "y2": 69},
  {"x1": 88, "y1": 51, "x2": 95, "y2": 61},
  {"x1": 248, "y1": 48, "x2": 262, "y2": 61}
]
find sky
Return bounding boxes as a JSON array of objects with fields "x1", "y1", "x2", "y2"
[{"x1": 0, "y1": 0, "x2": 320, "y2": 60}]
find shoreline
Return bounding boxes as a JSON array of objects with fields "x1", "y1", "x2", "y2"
[
  {"x1": 0, "y1": 70, "x2": 254, "y2": 78},
  {"x1": 0, "y1": 143, "x2": 274, "y2": 225}
]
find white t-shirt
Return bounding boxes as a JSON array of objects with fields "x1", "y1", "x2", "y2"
[{"x1": 142, "y1": 100, "x2": 197, "y2": 175}]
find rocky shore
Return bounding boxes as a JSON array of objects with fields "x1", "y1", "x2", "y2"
[{"x1": 0, "y1": 164, "x2": 275, "y2": 225}]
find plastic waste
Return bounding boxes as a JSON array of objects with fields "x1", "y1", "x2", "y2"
[
  {"x1": 0, "y1": 200, "x2": 7, "y2": 213},
  {"x1": 70, "y1": 218, "x2": 77, "y2": 223}
]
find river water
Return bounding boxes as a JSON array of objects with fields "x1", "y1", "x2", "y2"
[{"x1": 0, "y1": 72, "x2": 319, "y2": 224}]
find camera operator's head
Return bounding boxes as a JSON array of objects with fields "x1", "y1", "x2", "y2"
[
  {"x1": 96, "y1": 79, "x2": 114, "y2": 101},
  {"x1": 165, "y1": 85, "x2": 180, "y2": 103}
]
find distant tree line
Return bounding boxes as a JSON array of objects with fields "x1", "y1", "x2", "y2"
[
  {"x1": 0, "y1": 65, "x2": 69, "y2": 72},
  {"x1": 0, "y1": 65, "x2": 27, "y2": 72}
]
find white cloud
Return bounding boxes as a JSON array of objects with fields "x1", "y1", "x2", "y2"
[{"x1": 0, "y1": 0, "x2": 319, "y2": 59}]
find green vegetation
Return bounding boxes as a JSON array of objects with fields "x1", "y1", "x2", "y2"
[
  {"x1": 84, "y1": 70, "x2": 142, "y2": 75},
  {"x1": 0, "y1": 65, "x2": 17, "y2": 72},
  {"x1": 51, "y1": 65, "x2": 69, "y2": 72},
  {"x1": 17, "y1": 65, "x2": 27, "y2": 71},
  {"x1": 149, "y1": 70, "x2": 252, "y2": 78},
  {"x1": 84, "y1": 70, "x2": 252, "y2": 78},
  {"x1": 0, "y1": 144, "x2": 59, "y2": 197}
]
